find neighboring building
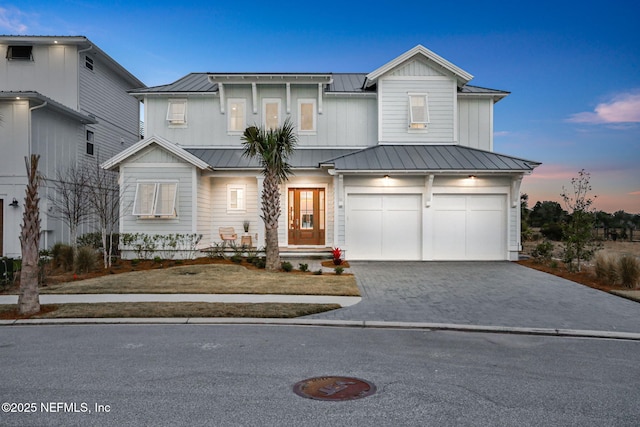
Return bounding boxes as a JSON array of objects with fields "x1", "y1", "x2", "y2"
[
  {"x1": 0, "y1": 35, "x2": 145, "y2": 257},
  {"x1": 104, "y1": 45, "x2": 539, "y2": 261}
]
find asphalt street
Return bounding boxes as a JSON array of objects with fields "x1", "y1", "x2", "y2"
[{"x1": 1, "y1": 324, "x2": 638, "y2": 426}]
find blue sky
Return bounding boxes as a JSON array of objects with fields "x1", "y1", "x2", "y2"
[{"x1": 3, "y1": 0, "x2": 639, "y2": 213}]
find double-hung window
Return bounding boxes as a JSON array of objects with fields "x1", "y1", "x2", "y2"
[
  {"x1": 227, "y1": 184, "x2": 246, "y2": 212},
  {"x1": 408, "y1": 93, "x2": 430, "y2": 129},
  {"x1": 263, "y1": 99, "x2": 281, "y2": 130},
  {"x1": 86, "y1": 130, "x2": 94, "y2": 155},
  {"x1": 228, "y1": 99, "x2": 246, "y2": 133},
  {"x1": 133, "y1": 182, "x2": 178, "y2": 218},
  {"x1": 166, "y1": 100, "x2": 187, "y2": 126},
  {"x1": 298, "y1": 99, "x2": 316, "y2": 133}
]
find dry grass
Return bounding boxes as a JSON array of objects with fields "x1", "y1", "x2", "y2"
[
  {"x1": 39, "y1": 264, "x2": 359, "y2": 296},
  {"x1": 0, "y1": 303, "x2": 340, "y2": 319}
]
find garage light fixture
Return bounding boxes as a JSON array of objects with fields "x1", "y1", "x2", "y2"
[{"x1": 468, "y1": 175, "x2": 477, "y2": 180}]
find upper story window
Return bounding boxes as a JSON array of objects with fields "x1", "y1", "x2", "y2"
[
  {"x1": 133, "y1": 181, "x2": 178, "y2": 218},
  {"x1": 263, "y1": 98, "x2": 281, "y2": 130},
  {"x1": 166, "y1": 100, "x2": 187, "y2": 126},
  {"x1": 408, "y1": 93, "x2": 430, "y2": 130},
  {"x1": 227, "y1": 99, "x2": 246, "y2": 133},
  {"x1": 298, "y1": 99, "x2": 317, "y2": 133},
  {"x1": 85, "y1": 55, "x2": 94, "y2": 71},
  {"x1": 86, "y1": 130, "x2": 95, "y2": 156},
  {"x1": 227, "y1": 184, "x2": 246, "y2": 212},
  {"x1": 6, "y1": 45, "x2": 33, "y2": 61}
]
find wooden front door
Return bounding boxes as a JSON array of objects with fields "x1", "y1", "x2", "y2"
[{"x1": 288, "y1": 188, "x2": 325, "y2": 245}]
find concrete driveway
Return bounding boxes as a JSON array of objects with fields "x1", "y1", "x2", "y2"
[{"x1": 307, "y1": 261, "x2": 640, "y2": 333}]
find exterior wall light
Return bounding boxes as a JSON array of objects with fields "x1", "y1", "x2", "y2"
[{"x1": 9, "y1": 198, "x2": 19, "y2": 207}]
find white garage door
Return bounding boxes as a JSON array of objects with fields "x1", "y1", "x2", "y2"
[
  {"x1": 433, "y1": 195, "x2": 506, "y2": 260},
  {"x1": 346, "y1": 194, "x2": 421, "y2": 260}
]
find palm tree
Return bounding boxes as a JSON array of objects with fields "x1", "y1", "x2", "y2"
[
  {"x1": 241, "y1": 118, "x2": 297, "y2": 270},
  {"x1": 18, "y1": 154, "x2": 42, "y2": 315}
]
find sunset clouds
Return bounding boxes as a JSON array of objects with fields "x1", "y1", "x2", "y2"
[{"x1": 568, "y1": 91, "x2": 640, "y2": 124}]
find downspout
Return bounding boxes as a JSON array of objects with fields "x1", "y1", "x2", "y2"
[{"x1": 28, "y1": 100, "x2": 48, "y2": 249}]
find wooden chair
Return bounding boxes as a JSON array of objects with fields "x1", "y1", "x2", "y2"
[{"x1": 219, "y1": 227, "x2": 237, "y2": 246}]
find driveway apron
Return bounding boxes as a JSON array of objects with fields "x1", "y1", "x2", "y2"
[{"x1": 306, "y1": 261, "x2": 640, "y2": 333}]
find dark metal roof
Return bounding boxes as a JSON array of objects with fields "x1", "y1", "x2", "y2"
[
  {"x1": 322, "y1": 145, "x2": 540, "y2": 172},
  {"x1": 131, "y1": 72, "x2": 508, "y2": 96},
  {"x1": 185, "y1": 148, "x2": 359, "y2": 169}
]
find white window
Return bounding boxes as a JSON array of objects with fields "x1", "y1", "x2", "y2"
[
  {"x1": 262, "y1": 98, "x2": 281, "y2": 130},
  {"x1": 228, "y1": 99, "x2": 246, "y2": 133},
  {"x1": 227, "y1": 184, "x2": 246, "y2": 212},
  {"x1": 298, "y1": 99, "x2": 317, "y2": 133},
  {"x1": 133, "y1": 182, "x2": 178, "y2": 217},
  {"x1": 408, "y1": 93, "x2": 430, "y2": 129},
  {"x1": 166, "y1": 100, "x2": 187, "y2": 126}
]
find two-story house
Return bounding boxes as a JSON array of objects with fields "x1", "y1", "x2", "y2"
[
  {"x1": 103, "y1": 45, "x2": 539, "y2": 261},
  {"x1": 0, "y1": 35, "x2": 145, "y2": 257}
]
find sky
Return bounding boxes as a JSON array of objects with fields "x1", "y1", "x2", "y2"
[{"x1": 2, "y1": 0, "x2": 639, "y2": 213}]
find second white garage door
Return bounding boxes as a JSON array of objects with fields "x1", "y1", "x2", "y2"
[
  {"x1": 346, "y1": 194, "x2": 422, "y2": 260},
  {"x1": 432, "y1": 194, "x2": 506, "y2": 260}
]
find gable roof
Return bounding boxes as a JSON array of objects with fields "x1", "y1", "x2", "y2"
[
  {"x1": 101, "y1": 135, "x2": 211, "y2": 170},
  {"x1": 364, "y1": 45, "x2": 474, "y2": 88},
  {"x1": 321, "y1": 145, "x2": 540, "y2": 173}
]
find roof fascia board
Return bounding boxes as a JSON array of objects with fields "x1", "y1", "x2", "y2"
[
  {"x1": 101, "y1": 135, "x2": 211, "y2": 170},
  {"x1": 321, "y1": 168, "x2": 534, "y2": 174},
  {"x1": 0, "y1": 91, "x2": 97, "y2": 124},
  {"x1": 365, "y1": 45, "x2": 473, "y2": 88}
]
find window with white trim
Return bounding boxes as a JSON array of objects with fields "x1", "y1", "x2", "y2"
[
  {"x1": 227, "y1": 184, "x2": 246, "y2": 212},
  {"x1": 86, "y1": 130, "x2": 94, "y2": 156},
  {"x1": 228, "y1": 99, "x2": 246, "y2": 133},
  {"x1": 298, "y1": 99, "x2": 316, "y2": 133},
  {"x1": 133, "y1": 182, "x2": 178, "y2": 217},
  {"x1": 166, "y1": 100, "x2": 187, "y2": 126},
  {"x1": 263, "y1": 98, "x2": 281, "y2": 130},
  {"x1": 408, "y1": 93, "x2": 430, "y2": 129}
]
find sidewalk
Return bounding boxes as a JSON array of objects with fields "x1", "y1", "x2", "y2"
[{"x1": 0, "y1": 294, "x2": 361, "y2": 306}]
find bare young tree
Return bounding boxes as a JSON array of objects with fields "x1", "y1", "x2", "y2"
[
  {"x1": 47, "y1": 164, "x2": 93, "y2": 255},
  {"x1": 87, "y1": 159, "x2": 122, "y2": 268},
  {"x1": 561, "y1": 169, "x2": 601, "y2": 272},
  {"x1": 18, "y1": 155, "x2": 42, "y2": 315}
]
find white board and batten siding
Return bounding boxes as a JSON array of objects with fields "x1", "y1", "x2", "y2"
[
  {"x1": 120, "y1": 146, "x2": 196, "y2": 237},
  {"x1": 458, "y1": 98, "x2": 494, "y2": 151},
  {"x1": 210, "y1": 177, "x2": 259, "y2": 246}
]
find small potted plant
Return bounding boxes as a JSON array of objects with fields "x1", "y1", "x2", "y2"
[
  {"x1": 332, "y1": 247, "x2": 342, "y2": 266},
  {"x1": 243, "y1": 220, "x2": 250, "y2": 234}
]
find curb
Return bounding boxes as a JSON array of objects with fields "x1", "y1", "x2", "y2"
[{"x1": 2, "y1": 318, "x2": 640, "y2": 341}]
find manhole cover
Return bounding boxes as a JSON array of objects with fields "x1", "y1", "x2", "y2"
[{"x1": 293, "y1": 376, "x2": 376, "y2": 401}]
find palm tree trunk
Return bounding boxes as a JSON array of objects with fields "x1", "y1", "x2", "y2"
[
  {"x1": 18, "y1": 155, "x2": 41, "y2": 315},
  {"x1": 262, "y1": 172, "x2": 281, "y2": 270}
]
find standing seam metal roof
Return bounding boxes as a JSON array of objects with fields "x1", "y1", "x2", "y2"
[
  {"x1": 183, "y1": 145, "x2": 539, "y2": 172},
  {"x1": 130, "y1": 72, "x2": 507, "y2": 96}
]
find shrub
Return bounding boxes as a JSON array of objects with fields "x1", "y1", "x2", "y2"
[
  {"x1": 51, "y1": 243, "x2": 74, "y2": 271},
  {"x1": 540, "y1": 222, "x2": 563, "y2": 241},
  {"x1": 594, "y1": 253, "x2": 618, "y2": 285},
  {"x1": 531, "y1": 241, "x2": 554, "y2": 264},
  {"x1": 281, "y1": 261, "x2": 293, "y2": 272},
  {"x1": 75, "y1": 246, "x2": 97, "y2": 274},
  {"x1": 313, "y1": 269, "x2": 323, "y2": 275},
  {"x1": 230, "y1": 254, "x2": 243, "y2": 264},
  {"x1": 131, "y1": 258, "x2": 140, "y2": 266},
  {"x1": 334, "y1": 266, "x2": 344, "y2": 275},
  {"x1": 619, "y1": 255, "x2": 640, "y2": 289},
  {"x1": 298, "y1": 263, "x2": 309, "y2": 272},
  {"x1": 153, "y1": 256, "x2": 163, "y2": 264}
]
